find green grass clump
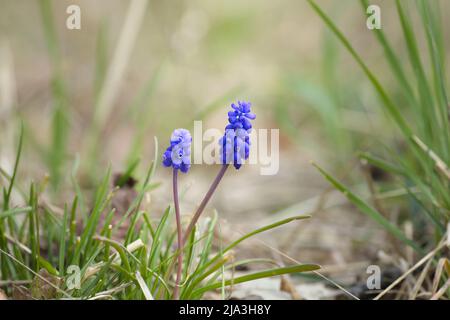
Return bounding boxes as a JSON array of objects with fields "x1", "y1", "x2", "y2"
[
  {"x1": 307, "y1": 0, "x2": 449, "y2": 298},
  {"x1": 0, "y1": 129, "x2": 318, "y2": 299}
]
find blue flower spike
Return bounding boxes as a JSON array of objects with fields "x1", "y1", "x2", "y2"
[
  {"x1": 227, "y1": 101, "x2": 256, "y2": 131},
  {"x1": 221, "y1": 101, "x2": 255, "y2": 169},
  {"x1": 162, "y1": 128, "x2": 192, "y2": 299},
  {"x1": 183, "y1": 100, "x2": 255, "y2": 247},
  {"x1": 162, "y1": 128, "x2": 192, "y2": 173}
]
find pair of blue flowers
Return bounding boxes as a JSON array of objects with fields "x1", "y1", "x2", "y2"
[
  {"x1": 161, "y1": 100, "x2": 255, "y2": 299},
  {"x1": 162, "y1": 101, "x2": 256, "y2": 171}
]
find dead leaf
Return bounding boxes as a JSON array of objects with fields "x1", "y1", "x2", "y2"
[
  {"x1": 31, "y1": 269, "x2": 62, "y2": 299},
  {"x1": 0, "y1": 289, "x2": 8, "y2": 300},
  {"x1": 12, "y1": 285, "x2": 33, "y2": 300},
  {"x1": 280, "y1": 276, "x2": 301, "y2": 300}
]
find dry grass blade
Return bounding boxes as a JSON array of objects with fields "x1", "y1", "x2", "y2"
[
  {"x1": 447, "y1": 223, "x2": 450, "y2": 247},
  {"x1": 135, "y1": 271, "x2": 154, "y2": 300},
  {"x1": 227, "y1": 221, "x2": 359, "y2": 300},
  {"x1": 0, "y1": 40, "x2": 17, "y2": 174},
  {"x1": 0, "y1": 248, "x2": 72, "y2": 299},
  {"x1": 88, "y1": 294, "x2": 113, "y2": 300},
  {"x1": 280, "y1": 276, "x2": 301, "y2": 300},
  {"x1": 412, "y1": 135, "x2": 450, "y2": 180},
  {"x1": 431, "y1": 258, "x2": 448, "y2": 295},
  {"x1": 374, "y1": 236, "x2": 447, "y2": 300},
  {"x1": 430, "y1": 278, "x2": 450, "y2": 300},
  {"x1": 93, "y1": 0, "x2": 149, "y2": 128},
  {"x1": 0, "y1": 280, "x2": 32, "y2": 287},
  {"x1": 89, "y1": 283, "x2": 132, "y2": 299},
  {"x1": 5, "y1": 233, "x2": 32, "y2": 254},
  {"x1": 0, "y1": 40, "x2": 16, "y2": 116},
  {"x1": 409, "y1": 257, "x2": 433, "y2": 299}
]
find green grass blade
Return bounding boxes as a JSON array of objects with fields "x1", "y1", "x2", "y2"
[
  {"x1": 223, "y1": 215, "x2": 311, "y2": 254},
  {"x1": 113, "y1": 137, "x2": 158, "y2": 234},
  {"x1": 0, "y1": 206, "x2": 32, "y2": 219},
  {"x1": 68, "y1": 196, "x2": 78, "y2": 257},
  {"x1": 59, "y1": 204, "x2": 69, "y2": 276},
  {"x1": 197, "y1": 213, "x2": 218, "y2": 270},
  {"x1": 360, "y1": 0, "x2": 415, "y2": 100},
  {"x1": 191, "y1": 215, "x2": 311, "y2": 287},
  {"x1": 94, "y1": 20, "x2": 109, "y2": 101},
  {"x1": 39, "y1": 0, "x2": 69, "y2": 188},
  {"x1": 70, "y1": 155, "x2": 87, "y2": 222},
  {"x1": 192, "y1": 264, "x2": 320, "y2": 297},
  {"x1": 307, "y1": 0, "x2": 412, "y2": 138},
  {"x1": 0, "y1": 125, "x2": 24, "y2": 278},
  {"x1": 182, "y1": 254, "x2": 230, "y2": 299},
  {"x1": 94, "y1": 237, "x2": 132, "y2": 273},
  {"x1": 28, "y1": 183, "x2": 40, "y2": 271},
  {"x1": 359, "y1": 152, "x2": 405, "y2": 176},
  {"x1": 395, "y1": 0, "x2": 437, "y2": 145},
  {"x1": 72, "y1": 167, "x2": 112, "y2": 265},
  {"x1": 313, "y1": 162, "x2": 421, "y2": 253},
  {"x1": 148, "y1": 206, "x2": 171, "y2": 270},
  {"x1": 116, "y1": 158, "x2": 140, "y2": 188},
  {"x1": 417, "y1": 0, "x2": 450, "y2": 158},
  {"x1": 4, "y1": 124, "x2": 23, "y2": 209}
]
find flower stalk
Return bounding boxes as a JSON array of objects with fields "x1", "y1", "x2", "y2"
[
  {"x1": 183, "y1": 164, "x2": 229, "y2": 243},
  {"x1": 162, "y1": 101, "x2": 254, "y2": 299},
  {"x1": 172, "y1": 168, "x2": 183, "y2": 300},
  {"x1": 162, "y1": 129, "x2": 191, "y2": 299}
]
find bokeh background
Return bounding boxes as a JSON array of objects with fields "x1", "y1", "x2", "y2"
[{"x1": 1, "y1": 0, "x2": 449, "y2": 298}]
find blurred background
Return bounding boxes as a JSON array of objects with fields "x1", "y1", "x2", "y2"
[{"x1": 1, "y1": 0, "x2": 449, "y2": 298}]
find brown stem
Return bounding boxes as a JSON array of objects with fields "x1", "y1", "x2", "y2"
[
  {"x1": 182, "y1": 164, "x2": 229, "y2": 244},
  {"x1": 172, "y1": 169, "x2": 183, "y2": 300}
]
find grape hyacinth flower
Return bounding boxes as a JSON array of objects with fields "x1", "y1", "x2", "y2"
[
  {"x1": 227, "y1": 101, "x2": 256, "y2": 130},
  {"x1": 162, "y1": 128, "x2": 192, "y2": 299},
  {"x1": 162, "y1": 128, "x2": 192, "y2": 173},
  {"x1": 220, "y1": 101, "x2": 254, "y2": 169},
  {"x1": 220, "y1": 127, "x2": 251, "y2": 169},
  {"x1": 183, "y1": 101, "x2": 255, "y2": 243}
]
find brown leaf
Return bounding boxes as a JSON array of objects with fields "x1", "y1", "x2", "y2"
[
  {"x1": 109, "y1": 173, "x2": 139, "y2": 240},
  {"x1": 280, "y1": 276, "x2": 301, "y2": 300},
  {"x1": 30, "y1": 269, "x2": 62, "y2": 299},
  {"x1": 0, "y1": 289, "x2": 8, "y2": 300},
  {"x1": 12, "y1": 285, "x2": 33, "y2": 300}
]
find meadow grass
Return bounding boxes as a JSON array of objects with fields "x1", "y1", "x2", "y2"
[
  {"x1": 0, "y1": 1, "x2": 321, "y2": 300},
  {"x1": 2, "y1": 0, "x2": 449, "y2": 300},
  {"x1": 0, "y1": 127, "x2": 318, "y2": 299},
  {"x1": 304, "y1": 0, "x2": 449, "y2": 298}
]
